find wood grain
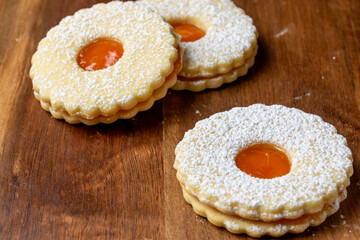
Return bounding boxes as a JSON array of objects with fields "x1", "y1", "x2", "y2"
[{"x1": 0, "y1": 0, "x2": 359, "y2": 239}]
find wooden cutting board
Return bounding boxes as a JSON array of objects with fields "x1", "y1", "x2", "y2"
[{"x1": 0, "y1": 0, "x2": 359, "y2": 239}]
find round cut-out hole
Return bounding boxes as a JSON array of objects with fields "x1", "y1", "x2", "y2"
[
  {"x1": 235, "y1": 144, "x2": 291, "y2": 179},
  {"x1": 171, "y1": 23, "x2": 205, "y2": 42},
  {"x1": 77, "y1": 38, "x2": 123, "y2": 71}
]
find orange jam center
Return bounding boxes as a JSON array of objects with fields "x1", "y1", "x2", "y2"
[
  {"x1": 171, "y1": 23, "x2": 205, "y2": 42},
  {"x1": 235, "y1": 144, "x2": 291, "y2": 179},
  {"x1": 77, "y1": 38, "x2": 123, "y2": 71}
]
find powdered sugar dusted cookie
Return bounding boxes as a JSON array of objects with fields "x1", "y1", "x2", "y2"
[
  {"x1": 30, "y1": 1, "x2": 183, "y2": 125},
  {"x1": 174, "y1": 104, "x2": 353, "y2": 237},
  {"x1": 141, "y1": 0, "x2": 258, "y2": 91}
]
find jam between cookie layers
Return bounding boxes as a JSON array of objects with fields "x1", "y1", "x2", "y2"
[
  {"x1": 141, "y1": 0, "x2": 258, "y2": 91},
  {"x1": 174, "y1": 104, "x2": 353, "y2": 237},
  {"x1": 30, "y1": 1, "x2": 183, "y2": 125}
]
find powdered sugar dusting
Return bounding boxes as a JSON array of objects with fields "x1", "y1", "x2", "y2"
[
  {"x1": 30, "y1": 1, "x2": 178, "y2": 118},
  {"x1": 224, "y1": 220, "x2": 240, "y2": 230},
  {"x1": 141, "y1": 0, "x2": 258, "y2": 78},
  {"x1": 175, "y1": 104, "x2": 353, "y2": 220}
]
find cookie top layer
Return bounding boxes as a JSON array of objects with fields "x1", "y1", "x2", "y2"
[
  {"x1": 175, "y1": 104, "x2": 353, "y2": 221},
  {"x1": 141, "y1": 0, "x2": 258, "y2": 78},
  {"x1": 30, "y1": 1, "x2": 179, "y2": 119}
]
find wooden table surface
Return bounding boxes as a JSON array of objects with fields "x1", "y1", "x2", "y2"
[{"x1": 1, "y1": 0, "x2": 359, "y2": 239}]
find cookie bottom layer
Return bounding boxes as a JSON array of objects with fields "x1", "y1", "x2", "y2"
[
  {"x1": 35, "y1": 74, "x2": 177, "y2": 125},
  {"x1": 181, "y1": 186, "x2": 346, "y2": 238},
  {"x1": 172, "y1": 47, "x2": 257, "y2": 92}
]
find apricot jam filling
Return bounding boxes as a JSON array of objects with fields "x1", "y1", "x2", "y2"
[
  {"x1": 164, "y1": 45, "x2": 183, "y2": 81},
  {"x1": 235, "y1": 144, "x2": 291, "y2": 179},
  {"x1": 171, "y1": 23, "x2": 205, "y2": 42},
  {"x1": 77, "y1": 38, "x2": 124, "y2": 71}
]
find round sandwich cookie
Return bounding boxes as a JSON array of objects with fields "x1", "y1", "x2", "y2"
[
  {"x1": 141, "y1": 0, "x2": 258, "y2": 91},
  {"x1": 30, "y1": 1, "x2": 183, "y2": 125},
  {"x1": 174, "y1": 104, "x2": 353, "y2": 237}
]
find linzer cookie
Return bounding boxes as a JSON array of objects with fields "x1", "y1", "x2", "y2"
[
  {"x1": 174, "y1": 104, "x2": 353, "y2": 237},
  {"x1": 30, "y1": 1, "x2": 183, "y2": 125},
  {"x1": 141, "y1": 0, "x2": 258, "y2": 91}
]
